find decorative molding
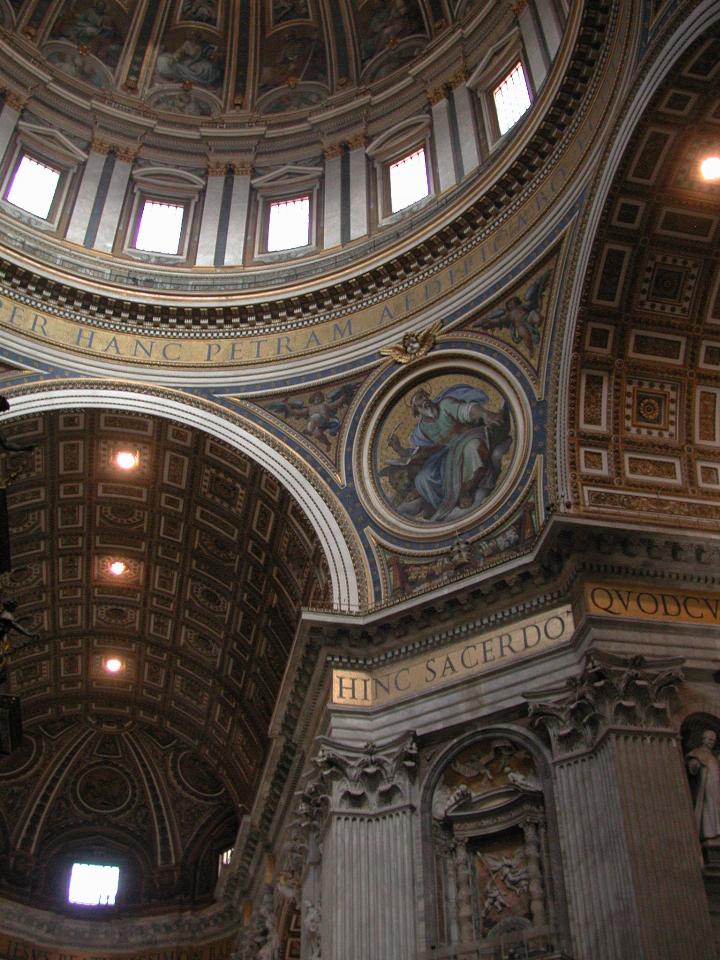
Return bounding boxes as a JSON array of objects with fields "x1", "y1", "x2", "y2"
[
  {"x1": 313, "y1": 732, "x2": 418, "y2": 813},
  {"x1": 525, "y1": 650, "x2": 684, "y2": 757},
  {"x1": 379, "y1": 321, "x2": 442, "y2": 364}
]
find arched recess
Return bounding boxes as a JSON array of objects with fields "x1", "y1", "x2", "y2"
[
  {"x1": 555, "y1": 0, "x2": 720, "y2": 506},
  {"x1": 419, "y1": 725, "x2": 568, "y2": 954},
  {"x1": 0, "y1": 384, "x2": 363, "y2": 610}
]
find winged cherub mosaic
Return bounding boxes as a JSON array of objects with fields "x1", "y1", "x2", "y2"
[
  {"x1": 471, "y1": 269, "x2": 551, "y2": 357},
  {"x1": 266, "y1": 383, "x2": 357, "y2": 449}
]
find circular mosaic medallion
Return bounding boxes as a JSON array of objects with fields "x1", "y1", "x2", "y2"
[
  {"x1": 357, "y1": 356, "x2": 531, "y2": 538},
  {"x1": 175, "y1": 750, "x2": 225, "y2": 799},
  {"x1": 76, "y1": 764, "x2": 133, "y2": 814}
]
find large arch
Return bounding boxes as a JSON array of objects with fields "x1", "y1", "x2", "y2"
[{"x1": 0, "y1": 383, "x2": 363, "y2": 610}]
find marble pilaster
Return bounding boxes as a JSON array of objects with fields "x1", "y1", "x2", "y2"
[
  {"x1": 527, "y1": 651, "x2": 714, "y2": 960},
  {"x1": 313, "y1": 732, "x2": 420, "y2": 960}
]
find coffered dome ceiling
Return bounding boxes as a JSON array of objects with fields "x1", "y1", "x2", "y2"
[{"x1": 0, "y1": 407, "x2": 330, "y2": 912}]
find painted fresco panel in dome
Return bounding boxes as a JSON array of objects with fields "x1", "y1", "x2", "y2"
[
  {"x1": 154, "y1": 31, "x2": 225, "y2": 90},
  {"x1": 44, "y1": 44, "x2": 114, "y2": 88},
  {"x1": 50, "y1": 0, "x2": 128, "y2": 69},
  {"x1": 179, "y1": 0, "x2": 220, "y2": 26},
  {"x1": 251, "y1": 380, "x2": 358, "y2": 465},
  {"x1": 258, "y1": 84, "x2": 326, "y2": 113},
  {"x1": 373, "y1": 372, "x2": 515, "y2": 526},
  {"x1": 271, "y1": 0, "x2": 311, "y2": 27},
  {"x1": 258, "y1": 24, "x2": 326, "y2": 93},
  {"x1": 467, "y1": 262, "x2": 554, "y2": 364},
  {"x1": 352, "y1": 0, "x2": 427, "y2": 67}
]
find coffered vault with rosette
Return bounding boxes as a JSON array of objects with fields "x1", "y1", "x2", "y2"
[{"x1": 0, "y1": 2, "x2": 719, "y2": 960}]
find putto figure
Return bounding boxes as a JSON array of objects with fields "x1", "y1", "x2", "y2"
[
  {"x1": 471, "y1": 270, "x2": 551, "y2": 357},
  {"x1": 380, "y1": 383, "x2": 513, "y2": 523}
]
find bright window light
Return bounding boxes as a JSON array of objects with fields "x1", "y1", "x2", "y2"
[
  {"x1": 389, "y1": 148, "x2": 429, "y2": 213},
  {"x1": 493, "y1": 62, "x2": 532, "y2": 135},
  {"x1": 135, "y1": 200, "x2": 185, "y2": 254},
  {"x1": 267, "y1": 195, "x2": 310, "y2": 251},
  {"x1": 68, "y1": 863, "x2": 120, "y2": 906},
  {"x1": 218, "y1": 847, "x2": 233, "y2": 874},
  {"x1": 6, "y1": 155, "x2": 60, "y2": 219}
]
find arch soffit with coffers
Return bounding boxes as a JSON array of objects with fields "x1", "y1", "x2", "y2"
[
  {"x1": 553, "y1": 0, "x2": 720, "y2": 508},
  {"x1": 0, "y1": 383, "x2": 365, "y2": 610}
]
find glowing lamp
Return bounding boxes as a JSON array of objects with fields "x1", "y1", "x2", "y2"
[
  {"x1": 104, "y1": 657, "x2": 124, "y2": 674},
  {"x1": 700, "y1": 156, "x2": 720, "y2": 181},
  {"x1": 109, "y1": 561, "x2": 127, "y2": 577},
  {"x1": 114, "y1": 449, "x2": 139, "y2": 471}
]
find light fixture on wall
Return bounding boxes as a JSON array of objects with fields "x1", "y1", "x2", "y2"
[{"x1": 700, "y1": 155, "x2": 720, "y2": 181}]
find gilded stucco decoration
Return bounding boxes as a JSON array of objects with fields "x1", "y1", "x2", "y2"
[{"x1": 569, "y1": 29, "x2": 720, "y2": 529}]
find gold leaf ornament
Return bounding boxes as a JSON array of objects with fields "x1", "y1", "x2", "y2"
[{"x1": 380, "y1": 320, "x2": 443, "y2": 364}]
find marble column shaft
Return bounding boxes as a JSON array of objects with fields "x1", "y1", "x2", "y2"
[
  {"x1": 528, "y1": 651, "x2": 715, "y2": 959},
  {"x1": 321, "y1": 807, "x2": 417, "y2": 960},
  {"x1": 553, "y1": 732, "x2": 712, "y2": 960},
  {"x1": 312, "y1": 733, "x2": 420, "y2": 960}
]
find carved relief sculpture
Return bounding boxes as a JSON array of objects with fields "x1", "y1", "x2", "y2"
[{"x1": 430, "y1": 737, "x2": 554, "y2": 951}]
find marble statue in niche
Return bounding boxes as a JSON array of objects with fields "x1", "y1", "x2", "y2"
[
  {"x1": 686, "y1": 728, "x2": 720, "y2": 841},
  {"x1": 374, "y1": 374, "x2": 514, "y2": 525},
  {"x1": 303, "y1": 901, "x2": 321, "y2": 959},
  {"x1": 431, "y1": 738, "x2": 552, "y2": 949}
]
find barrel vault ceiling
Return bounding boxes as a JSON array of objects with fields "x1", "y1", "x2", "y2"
[{"x1": 0, "y1": 406, "x2": 330, "y2": 910}]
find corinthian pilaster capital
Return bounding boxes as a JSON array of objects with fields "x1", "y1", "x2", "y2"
[
  {"x1": 313, "y1": 731, "x2": 418, "y2": 812},
  {"x1": 524, "y1": 650, "x2": 684, "y2": 757}
]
